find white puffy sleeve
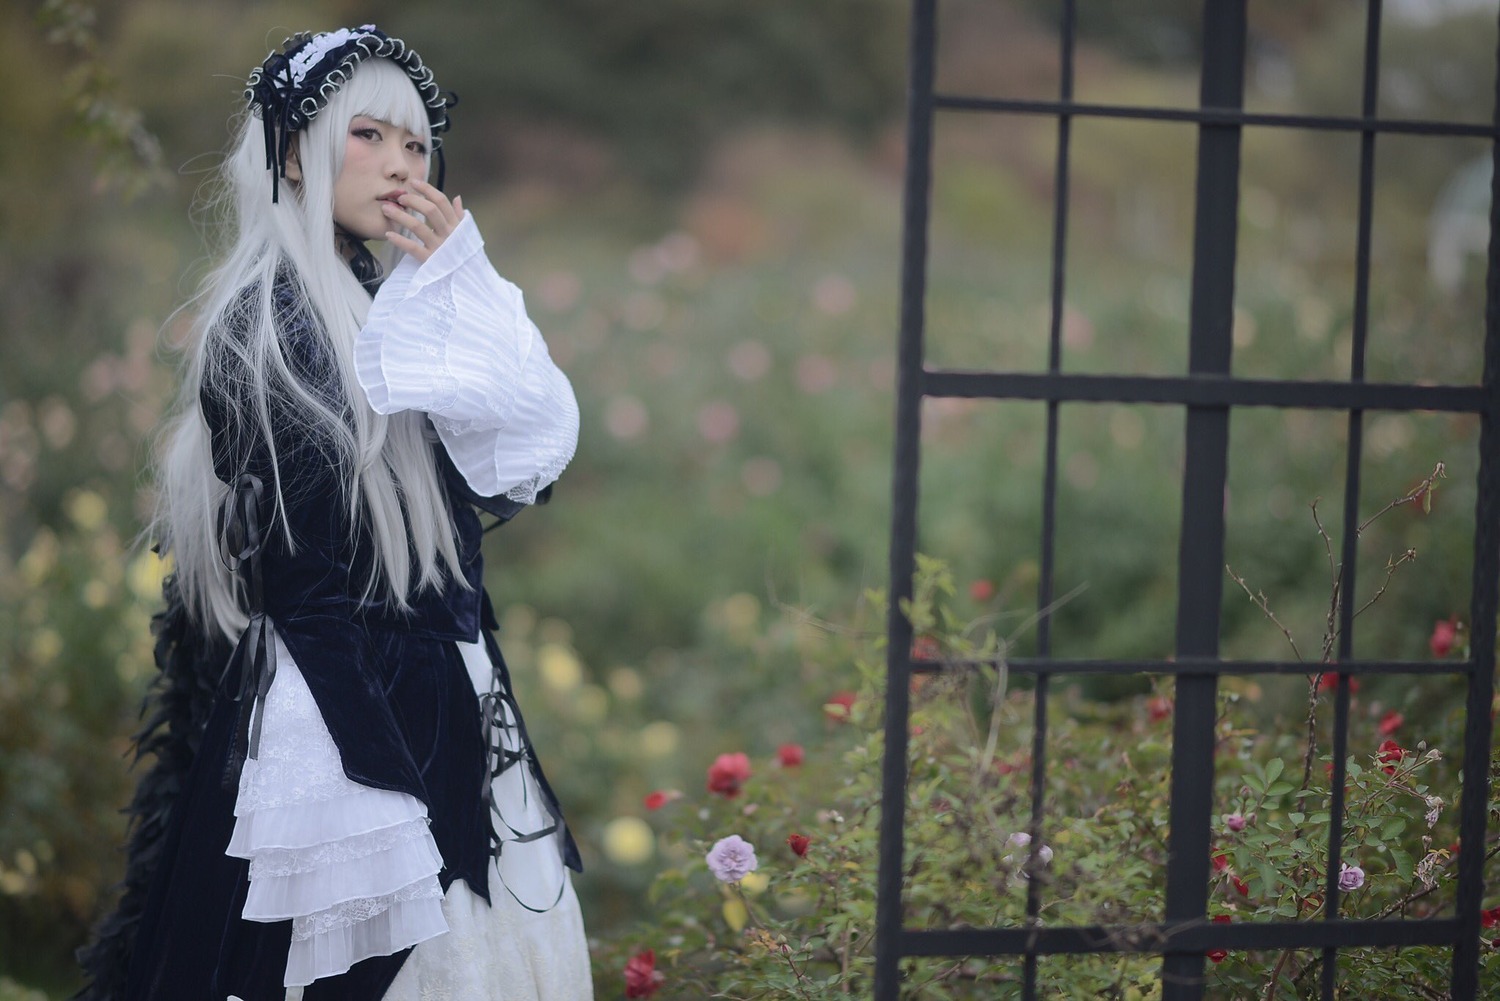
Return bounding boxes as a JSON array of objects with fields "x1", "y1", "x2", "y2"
[
  {"x1": 355, "y1": 213, "x2": 580, "y2": 503},
  {"x1": 227, "y1": 634, "x2": 448, "y2": 987}
]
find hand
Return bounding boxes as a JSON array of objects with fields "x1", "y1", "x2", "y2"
[{"x1": 382, "y1": 177, "x2": 465, "y2": 264}]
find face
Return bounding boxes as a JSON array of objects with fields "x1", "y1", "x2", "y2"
[{"x1": 330, "y1": 115, "x2": 430, "y2": 241}]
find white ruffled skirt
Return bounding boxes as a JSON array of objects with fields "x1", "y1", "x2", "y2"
[{"x1": 226, "y1": 634, "x2": 592, "y2": 999}]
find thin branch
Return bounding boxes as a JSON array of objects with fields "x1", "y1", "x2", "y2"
[
  {"x1": 1356, "y1": 462, "x2": 1446, "y2": 537},
  {"x1": 1351, "y1": 549, "x2": 1418, "y2": 620},
  {"x1": 1226, "y1": 565, "x2": 1304, "y2": 661}
]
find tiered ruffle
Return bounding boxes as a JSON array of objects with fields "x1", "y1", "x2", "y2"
[{"x1": 227, "y1": 635, "x2": 448, "y2": 987}]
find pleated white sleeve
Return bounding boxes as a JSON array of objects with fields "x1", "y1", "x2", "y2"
[
  {"x1": 227, "y1": 634, "x2": 449, "y2": 988},
  {"x1": 355, "y1": 213, "x2": 580, "y2": 503}
]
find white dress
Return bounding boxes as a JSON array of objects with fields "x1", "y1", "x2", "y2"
[{"x1": 225, "y1": 214, "x2": 594, "y2": 999}]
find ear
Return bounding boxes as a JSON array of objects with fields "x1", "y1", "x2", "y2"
[{"x1": 283, "y1": 139, "x2": 303, "y2": 184}]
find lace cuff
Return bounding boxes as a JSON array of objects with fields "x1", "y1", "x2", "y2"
[{"x1": 228, "y1": 633, "x2": 448, "y2": 988}]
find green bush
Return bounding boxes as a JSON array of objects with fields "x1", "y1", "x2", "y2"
[{"x1": 595, "y1": 544, "x2": 1498, "y2": 998}]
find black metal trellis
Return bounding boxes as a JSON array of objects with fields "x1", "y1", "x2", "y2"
[{"x1": 876, "y1": 2, "x2": 1500, "y2": 999}]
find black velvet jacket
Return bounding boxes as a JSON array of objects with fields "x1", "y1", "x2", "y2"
[{"x1": 82, "y1": 276, "x2": 580, "y2": 1000}]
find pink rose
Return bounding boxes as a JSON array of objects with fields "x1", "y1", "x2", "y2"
[
  {"x1": 706, "y1": 752, "x2": 752, "y2": 798},
  {"x1": 1430, "y1": 618, "x2": 1457, "y2": 657}
]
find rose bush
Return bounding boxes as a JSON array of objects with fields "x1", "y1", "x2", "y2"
[{"x1": 595, "y1": 551, "x2": 1500, "y2": 998}]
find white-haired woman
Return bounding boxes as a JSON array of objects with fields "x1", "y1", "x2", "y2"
[{"x1": 75, "y1": 26, "x2": 592, "y2": 1001}]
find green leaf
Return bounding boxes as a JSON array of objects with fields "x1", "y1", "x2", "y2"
[
  {"x1": 1265, "y1": 758, "x2": 1285, "y2": 786},
  {"x1": 1380, "y1": 817, "x2": 1408, "y2": 840}
]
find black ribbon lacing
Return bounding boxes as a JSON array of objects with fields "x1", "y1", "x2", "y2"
[
  {"x1": 217, "y1": 473, "x2": 278, "y2": 789},
  {"x1": 477, "y1": 647, "x2": 567, "y2": 913}
]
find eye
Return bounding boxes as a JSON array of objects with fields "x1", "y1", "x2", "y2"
[
  {"x1": 406, "y1": 140, "x2": 428, "y2": 155},
  {"x1": 353, "y1": 126, "x2": 381, "y2": 141}
]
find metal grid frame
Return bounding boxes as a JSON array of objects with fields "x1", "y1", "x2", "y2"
[{"x1": 875, "y1": 1, "x2": 1500, "y2": 998}]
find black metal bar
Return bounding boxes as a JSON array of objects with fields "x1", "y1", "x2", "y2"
[
  {"x1": 1021, "y1": 4, "x2": 1078, "y2": 996},
  {"x1": 1449, "y1": 9, "x2": 1500, "y2": 999},
  {"x1": 875, "y1": 0, "x2": 936, "y2": 996},
  {"x1": 900, "y1": 918, "x2": 1463, "y2": 957},
  {"x1": 908, "y1": 656, "x2": 1477, "y2": 677},
  {"x1": 932, "y1": 94, "x2": 1500, "y2": 139},
  {"x1": 921, "y1": 370, "x2": 1486, "y2": 412},
  {"x1": 1321, "y1": 6, "x2": 1384, "y2": 997},
  {"x1": 1162, "y1": 5, "x2": 1246, "y2": 997}
]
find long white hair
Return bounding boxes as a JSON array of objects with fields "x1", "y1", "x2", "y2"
[{"x1": 155, "y1": 58, "x2": 462, "y2": 639}]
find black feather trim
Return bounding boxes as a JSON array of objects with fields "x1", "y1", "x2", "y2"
[{"x1": 71, "y1": 575, "x2": 230, "y2": 1000}]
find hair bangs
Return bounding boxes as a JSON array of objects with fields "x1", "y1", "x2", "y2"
[{"x1": 334, "y1": 57, "x2": 432, "y2": 147}]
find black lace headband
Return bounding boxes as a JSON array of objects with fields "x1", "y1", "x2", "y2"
[{"x1": 245, "y1": 25, "x2": 456, "y2": 203}]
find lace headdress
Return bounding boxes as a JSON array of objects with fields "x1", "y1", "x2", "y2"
[{"x1": 245, "y1": 24, "x2": 456, "y2": 204}]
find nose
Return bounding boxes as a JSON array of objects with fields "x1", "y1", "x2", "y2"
[{"x1": 385, "y1": 147, "x2": 409, "y2": 182}]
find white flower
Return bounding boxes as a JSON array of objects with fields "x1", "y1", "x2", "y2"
[
  {"x1": 1003, "y1": 831, "x2": 1054, "y2": 868},
  {"x1": 1415, "y1": 851, "x2": 1442, "y2": 890},
  {"x1": 1424, "y1": 795, "x2": 1444, "y2": 829}
]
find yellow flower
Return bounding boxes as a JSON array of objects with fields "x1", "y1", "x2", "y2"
[
  {"x1": 638, "y1": 721, "x2": 680, "y2": 758},
  {"x1": 65, "y1": 490, "x2": 108, "y2": 532},
  {"x1": 739, "y1": 870, "x2": 770, "y2": 895},
  {"x1": 536, "y1": 643, "x2": 582, "y2": 692},
  {"x1": 601, "y1": 817, "x2": 654, "y2": 865},
  {"x1": 573, "y1": 684, "x2": 609, "y2": 724},
  {"x1": 127, "y1": 550, "x2": 169, "y2": 603},
  {"x1": 28, "y1": 629, "x2": 62, "y2": 665},
  {"x1": 607, "y1": 666, "x2": 643, "y2": 701}
]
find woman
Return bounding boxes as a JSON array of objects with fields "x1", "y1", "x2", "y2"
[{"x1": 75, "y1": 26, "x2": 592, "y2": 1000}]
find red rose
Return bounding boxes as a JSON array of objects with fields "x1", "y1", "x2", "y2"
[
  {"x1": 624, "y1": 949, "x2": 664, "y2": 998},
  {"x1": 1378, "y1": 739, "x2": 1406, "y2": 776},
  {"x1": 1481, "y1": 907, "x2": 1500, "y2": 929},
  {"x1": 643, "y1": 789, "x2": 680, "y2": 811},
  {"x1": 824, "y1": 690, "x2": 856, "y2": 722},
  {"x1": 1207, "y1": 915, "x2": 1232, "y2": 964},
  {"x1": 1317, "y1": 673, "x2": 1359, "y2": 696},
  {"x1": 910, "y1": 635, "x2": 940, "y2": 661},
  {"x1": 706, "y1": 752, "x2": 753, "y2": 798},
  {"x1": 1212, "y1": 852, "x2": 1229, "y2": 873},
  {"x1": 1430, "y1": 618, "x2": 1458, "y2": 657},
  {"x1": 969, "y1": 578, "x2": 996, "y2": 601},
  {"x1": 1377, "y1": 710, "x2": 1403, "y2": 736},
  {"x1": 777, "y1": 743, "x2": 804, "y2": 767},
  {"x1": 1147, "y1": 696, "x2": 1173, "y2": 723},
  {"x1": 1230, "y1": 875, "x2": 1249, "y2": 897},
  {"x1": 787, "y1": 833, "x2": 811, "y2": 858}
]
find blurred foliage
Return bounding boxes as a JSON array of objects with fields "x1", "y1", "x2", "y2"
[{"x1": 1, "y1": 0, "x2": 1497, "y2": 995}]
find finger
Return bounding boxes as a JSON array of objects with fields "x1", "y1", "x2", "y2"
[
  {"x1": 381, "y1": 202, "x2": 436, "y2": 241},
  {"x1": 398, "y1": 194, "x2": 450, "y2": 235},
  {"x1": 409, "y1": 179, "x2": 460, "y2": 228},
  {"x1": 385, "y1": 229, "x2": 430, "y2": 263},
  {"x1": 453, "y1": 195, "x2": 463, "y2": 219}
]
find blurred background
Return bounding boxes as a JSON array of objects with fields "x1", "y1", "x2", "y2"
[{"x1": 1, "y1": 0, "x2": 1495, "y2": 994}]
